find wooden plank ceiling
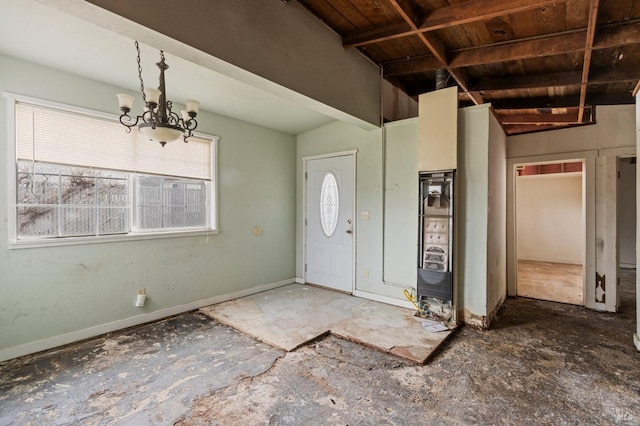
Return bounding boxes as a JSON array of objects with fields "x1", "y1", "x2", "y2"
[{"x1": 297, "y1": 0, "x2": 640, "y2": 135}]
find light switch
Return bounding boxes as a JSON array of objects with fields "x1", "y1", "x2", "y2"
[{"x1": 361, "y1": 211, "x2": 370, "y2": 220}]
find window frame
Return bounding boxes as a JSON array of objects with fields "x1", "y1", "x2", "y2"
[{"x1": 5, "y1": 92, "x2": 219, "y2": 249}]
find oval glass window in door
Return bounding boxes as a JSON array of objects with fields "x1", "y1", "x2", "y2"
[{"x1": 320, "y1": 172, "x2": 339, "y2": 237}]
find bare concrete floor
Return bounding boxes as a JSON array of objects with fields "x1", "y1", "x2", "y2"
[{"x1": 1, "y1": 270, "x2": 639, "y2": 425}]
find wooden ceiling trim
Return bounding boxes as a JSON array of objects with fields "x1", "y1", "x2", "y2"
[
  {"x1": 634, "y1": 79, "x2": 640, "y2": 96},
  {"x1": 343, "y1": 0, "x2": 566, "y2": 48},
  {"x1": 578, "y1": 0, "x2": 600, "y2": 122}
]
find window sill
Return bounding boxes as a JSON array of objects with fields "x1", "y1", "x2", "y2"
[{"x1": 8, "y1": 229, "x2": 219, "y2": 250}]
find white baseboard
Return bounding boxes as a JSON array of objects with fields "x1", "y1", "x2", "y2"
[
  {"x1": 353, "y1": 289, "x2": 415, "y2": 310},
  {"x1": 0, "y1": 278, "x2": 294, "y2": 363},
  {"x1": 635, "y1": 334, "x2": 640, "y2": 351},
  {"x1": 295, "y1": 277, "x2": 305, "y2": 284}
]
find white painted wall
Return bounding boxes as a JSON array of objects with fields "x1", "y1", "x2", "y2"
[
  {"x1": 456, "y1": 105, "x2": 507, "y2": 326},
  {"x1": 383, "y1": 119, "x2": 419, "y2": 287},
  {"x1": 619, "y1": 158, "x2": 636, "y2": 268},
  {"x1": 516, "y1": 173, "x2": 583, "y2": 264},
  {"x1": 0, "y1": 53, "x2": 297, "y2": 359},
  {"x1": 457, "y1": 105, "x2": 490, "y2": 322},
  {"x1": 486, "y1": 112, "x2": 507, "y2": 321}
]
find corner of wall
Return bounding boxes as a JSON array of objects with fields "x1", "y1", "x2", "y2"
[{"x1": 462, "y1": 309, "x2": 488, "y2": 329}]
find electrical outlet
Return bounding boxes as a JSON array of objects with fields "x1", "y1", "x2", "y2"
[
  {"x1": 135, "y1": 288, "x2": 146, "y2": 307},
  {"x1": 363, "y1": 269, "x2": 369, "y2": 278},
  {"x1": 361, "y1": 211, "x2": 370, "y2": 220}
]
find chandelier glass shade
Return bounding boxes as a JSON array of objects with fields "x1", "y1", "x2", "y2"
[{"x1": 117, "y1": 42, "x2": 199, "y2": 147}]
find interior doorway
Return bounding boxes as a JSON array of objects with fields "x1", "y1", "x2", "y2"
[
  {"x1": 515, "y1": 161, "x2": 585, "y2": 305},
  {"x1": 617, "y1": 156, "x2": 637, "y2": 310}
]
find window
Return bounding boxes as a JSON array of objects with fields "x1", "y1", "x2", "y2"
[{"x1": 9, "y1": 96, "x2": 217, "y2": 245}]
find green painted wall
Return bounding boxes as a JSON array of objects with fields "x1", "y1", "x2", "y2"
[{"x1": 0, "y1": 53, "x2": 297, "y2": 356}]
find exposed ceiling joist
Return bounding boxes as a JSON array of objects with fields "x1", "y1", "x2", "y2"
[
  {"x1": 499, "y1": 112, "x2": 584, "y2": 125},
  {"x1": 472, "y1": 68, "x2": 640, "y2": 93},
  {"x1": 298, "y1": 0, "x2": 640, "y2": 135},
  {"x1": 491, "y1": 94, "x2": 634, "y2": 110},
  {"x1": 343, "y1": 0, "x2": 566, "y2": 48},
  {"x1": 386, "y1": 0, "x2": 482, "y2": 104},
  {"x1": 578, "y1": 0, "x2": 600, "y2": 122},
  {"x1": 453, "y1": 21, "x2": 639, "y2": 69},
  {"x1": 383, "y1": 21, "x2": 640, "y2": 77}
]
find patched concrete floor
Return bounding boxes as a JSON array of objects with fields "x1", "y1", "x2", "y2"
[
  {"x1": 1, "y1": 270, "x2": 639, "y2": 425},
  {"x1": 200, "y1": 284, "x2": 453, "y2": 363}
]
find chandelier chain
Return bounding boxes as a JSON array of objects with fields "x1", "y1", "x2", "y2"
[
  {"x1": 135, "y1": 41, "x2": 146, "y2": 103},
  {"x1": 118, "y1": 41, "x2": 199, "y2": 146}
]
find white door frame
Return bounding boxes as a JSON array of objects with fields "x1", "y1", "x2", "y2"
[
  {"x1": 507, "y1": 151, "x2": 597, "y2": 309},
  {"x1": 302, "y1": 150, "x2": 357, "y2": 292}
]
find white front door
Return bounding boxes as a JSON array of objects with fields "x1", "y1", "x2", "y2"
[{"x1": 305, "y1": 154, "x2": 355, "y2": 293}]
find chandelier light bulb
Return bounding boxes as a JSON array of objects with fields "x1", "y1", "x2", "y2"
[
  {"x1": 116, "y1": 41, "x2": 200, "y2": 147},
  {"x1": 143, "y1": 88, "x2": 161, "y2": 106},
  {"x1": 116, "y1": 93, "x2": 134, "y2": 111}
]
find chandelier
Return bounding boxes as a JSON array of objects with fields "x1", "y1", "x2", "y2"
[{"x1": 117, "y1": 41, "x2": 199, "y2": 147}]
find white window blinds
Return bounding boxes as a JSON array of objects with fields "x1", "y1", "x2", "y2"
[{"x1": 15, "y1": 102, "x2": 212, "y2": 180}]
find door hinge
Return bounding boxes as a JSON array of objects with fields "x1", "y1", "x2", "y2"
[
  {"x1": 305, "y1": 218, "x2": 307, "y2": 226},
  {"x1": 618, "y1": 170, "x2": 621, "y2": 179},
  {"x1": 305, "y1": 172, "x2": 308, "y2": 180},
  {"x1": 304, "y1": 264, "x2": 307, "y2": 272}
]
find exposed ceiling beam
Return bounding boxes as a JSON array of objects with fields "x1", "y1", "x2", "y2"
[
  {"x1": 472, "y1": 71, "x2": 582, "y2": 92},
  {"x1": 386, "y1": 0, "x2": 422, "y2": 28},
  {"x1": 504, "y1": 122, "x2": 594, "y2": 135},
  {"x1": 634, "y1": 80, "x2": 640, "y2": 96},
  {"x1": 383, "y1": 21, "x2": 640, "y2": 76},
  {"x1": 470, "y1": 68, "x2": 640, "y2": 93},
  {"x1": 491, "y1": 93, "x2": 634, "y2": 109},
  {"x1": 578, "y1": 0, "x2": 599, "y2": 122},
  {"x1": 449, "y1": 30, "x2": 586, "y2": 68},
  {"x1": 343, "y1": 0, "x2": 566, "y2": 48},
  {"x1": 498, "y1": 112, "x2": 582, "y2": 125},
  {"x1": 385, "y1": 0, "x2": 482, "y2": 104}
]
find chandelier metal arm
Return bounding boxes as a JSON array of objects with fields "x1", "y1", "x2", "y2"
[{"x1": 117, "y1": 41, "x2": 200, "y2": 147}]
